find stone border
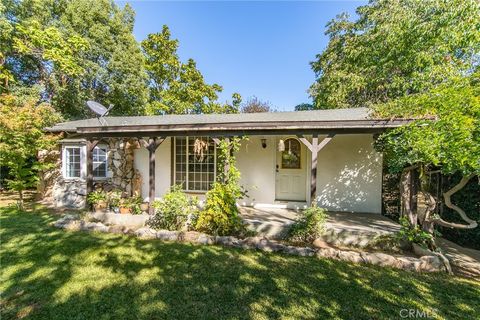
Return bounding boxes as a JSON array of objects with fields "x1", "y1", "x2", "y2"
[{"x1": 53, "y1": 215, "x2": 446, "y2": 273}]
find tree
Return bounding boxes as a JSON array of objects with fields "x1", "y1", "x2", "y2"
[
  {"x1": 374, "y1": 76, "x2": 479, "y2": 237},
  {"x1": 3, "y1": 0, "x2": 148, "y2": 119},
  {"x1": 142, "y1": 25, "x2": 228, "y2": 115},
  {"x1": 0, "y1": 88, "x2": 61, "y2": 210},
  {"x1": 309, "y1": 0, "x2": 480, "y2": 109},
  {"x1": 241, "y1": 96, "x2": 273, "y2": 113},
  {"x1": 294, "y1": 103, "x2": 314, "y2": 111}
]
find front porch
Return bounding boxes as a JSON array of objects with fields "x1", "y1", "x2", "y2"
[{"x1": 239, "y1": 207, "x2": 400, "y2": 245}]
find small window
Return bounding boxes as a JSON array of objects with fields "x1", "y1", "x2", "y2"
[
  {"x1": 64, "y1": 147, "x2": 81, "y2": 178},
  {"x1": 281, "y1": 138, "x2": 301, "y2": 169},
  {"x1": 93, "y1": 146, "x2": 108, "y2": 178},
  {"x1": 174, "y1": 137, "x2": 216, "y2": 191}
]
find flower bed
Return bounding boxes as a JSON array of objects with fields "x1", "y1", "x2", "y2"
[{"x1": 53, "y1": 214, "x2": 448, "y2": 273}]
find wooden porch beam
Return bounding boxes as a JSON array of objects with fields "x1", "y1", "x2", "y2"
[
  {"x1": 86, "y1": 139, "x2": 99, "y2": 203},
  {"x1": 298, "y1": 134, "x2": 336, "y2": 204},
  {"x1": 145, "y1": 137, "x2": 165, "y2": 214}
]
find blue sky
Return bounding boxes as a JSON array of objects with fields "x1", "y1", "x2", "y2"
[{"x1": 118, "y1": 1, "x2": 366, "y2": 111}]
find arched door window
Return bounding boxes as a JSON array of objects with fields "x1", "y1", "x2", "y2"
[{"x1": 281, "y1": 138, "x2": 301, "y2": 169}]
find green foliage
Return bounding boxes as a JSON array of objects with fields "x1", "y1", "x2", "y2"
[
  {"x1": 196, "y1": 138, "x2": 247, "y2": 236},
  {"x1": 0, "y1": 90, "x2": 61, "y2": 209},
  {"x1": 374, "y1": 79, "x2": 480, "y2": 176},
  {"x1": 121, "y1": 196, "x2": 144, "y2": 215},
  {"x1": 396, "y1": 217, "x2": 434, "y2": 249},
  {"x1": 86, "y1": 190, "x2": 108, "y2": 205},
  {"x1": 294, "y1": 103, "x2": 314, "y2": 111},
  {"x1": 148, "y1": 185, "x2": 198, "y2": 231},
  {"x1": 107, "y1": 190, "x2": 122, "y2": 209},
  {"x1": 287, "y1": 204, "x2": 327, "y2": 244},
  {"x1": 141, "y1": 25, "x2": 234, "y2": 115},
  {"x1": 3, "y1": 0, "x2": 148, "y2": 118},
  {"x1": 309, "y1": 0, "x2": 480, "y2": 109}
]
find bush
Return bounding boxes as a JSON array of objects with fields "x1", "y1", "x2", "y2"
[
  {"x1": 122, "y1": 196, "x2": 143, "y2": 215},
  {"x1": 396, "y1": 216, "x2": 434, "y2": 249},
  {"x1": 148, "y1": 185, "x2": 197, "y2": 231},
  {"x1": 107, "y1": 189, "x2": 122, "y2": 209},
  {"x1": 287, "y1": 204, "x2": 327, "y2": 244},
  {"x1": 195, "y1": 183, "x2": 245, "y2": 236},
  {"x1": 87, "y1": 190, "x2": 107, "y2": 205}
]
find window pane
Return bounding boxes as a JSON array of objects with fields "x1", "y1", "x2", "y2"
[
  {"x1": 65, "y1": 147, "x2": 81, "y2": 178},
  {"x1": 93, "y1": 147, "x2": 108, "y2": 178},
  {"x1": 175, "y1": 137, "x2": 216, "y2": 191}
]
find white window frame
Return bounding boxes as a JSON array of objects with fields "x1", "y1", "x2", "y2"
[
  {"x1": 62, "y1": 145, "x2": 83, "y2": 179},
  {"x1": 92, "y1": 145, "x2": 109, "y2": 179},
  {"x1": 173, "y1": 137, "x2": 217, "y2": 192}
]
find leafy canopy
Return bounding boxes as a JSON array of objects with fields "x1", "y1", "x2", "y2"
[
  {"x1": 142, "y1": 25, "x2": 237, "y2": 115},
  {"x1": 310, "y1": 0, "x2": 480, "y2": 109},
  {"x1": 374, "y1": 77, "x2": 480, "y2": 177},
  {"x1": 0, "y1": 88, "x2": 61, "y2": 204}
]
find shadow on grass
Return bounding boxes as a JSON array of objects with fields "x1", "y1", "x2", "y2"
[{"x1": 1, "y1": 205, "x2": 479, "y2": 320}]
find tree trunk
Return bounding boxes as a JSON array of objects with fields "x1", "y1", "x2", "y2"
[
  {"x1": 18, "y1": 189, "x2": 24, "y2": 211},
  {"x1": 400, "y1": 165, "x2": 418, "y2": 227},
  {"x1": 432, "y1": 174, "x2": 478, "y2": 229}
]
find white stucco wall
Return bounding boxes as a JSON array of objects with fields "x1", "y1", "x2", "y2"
[
  {"x1": 132, "y1": 134, "x2": 383, "y2": 213},
  {"x1": 236, "y1": 136, "x2": 277, "y2": 206},
  {"x1": 134, "y1": 137, "x2": 172, "y2": 200},
  {"x1": 314, "y1": 134, "x2": 383, "y2": 214}
]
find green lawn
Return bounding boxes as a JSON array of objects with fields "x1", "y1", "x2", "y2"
[{"x1": 1, "y1": 204, "x2": 479, "y2": 320}]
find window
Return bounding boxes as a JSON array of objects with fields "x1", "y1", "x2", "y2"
[
  {"x1": 93, "y1": 146, "x2": 107, "y2": 178},
  {"x1": 64, "y1": 147, "x2": 81, "y2": 178},
  {"x1": 281, "y1": 138, "x2": 301, "y2": 169},
  {"x1": 174, "y1": 137, "x2": 216, "y2": 191}
]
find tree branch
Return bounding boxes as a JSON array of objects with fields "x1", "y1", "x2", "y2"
[{"x1": 433, "y1": 174, "x2": 478, "y2": 229}]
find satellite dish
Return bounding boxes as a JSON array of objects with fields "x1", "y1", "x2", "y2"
[{"x1": 86, "y1": 101, "x2": 114, "y2": 126}]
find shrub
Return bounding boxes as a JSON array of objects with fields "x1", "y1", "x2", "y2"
[
  {"x1": 195, "y1": 138, "x2": 248, "y2": 236},
  {"x1": 195, "y1": 182, "x2": 245, "y2": 236},
  {"x1": 287, "y1": 204, "x2": 327, "y2": 244},
  {"x1": 87, "y1": 190, "x2": 107, "y2": 205},
  {"x1": 107, "y1": 190, "x2": 122, "y2": 209},
  {"x1": 123, "y1": 196, "x2": 144, "y2": 215},
  {"x1": 396, "y1": 216, "x2": 434, "y2": 249},
  {"x1": 148, "y1": 185, "x2": 197, "y2": 230}
]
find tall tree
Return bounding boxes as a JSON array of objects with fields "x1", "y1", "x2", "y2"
[
  {"x1": 374, "y1": 75, "x2": 479, "y2": 237},
  {"x1": 3, "y1": 0, "x2": 148, "y2": 119},
  {"x1": 141, "y1": 25, "x2": 230, "y2": 115},
  {"x1": 309, "y1": 0, "x2": 480, "y2": 109},
  {"x1": 0, "y1": 87, "x2": 61, "y2": 209},
  {"x1": 241, "y1": 96, "x2": 273, "y2": 113},
  {"x1": 294, "y1": 103, "x2": 314, "y2": 111}
]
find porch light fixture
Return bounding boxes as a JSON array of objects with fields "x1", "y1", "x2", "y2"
[
  {"x1": 278, "y1": 139, "x2": 285, "y2": 152},
  {"x1": 261, "y1": 138, "x2": 267, "y2": 149}
]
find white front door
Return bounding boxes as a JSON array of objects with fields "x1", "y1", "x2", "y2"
[{"x1": 275, "y1": 137, "x2": 307, "y2": 201}]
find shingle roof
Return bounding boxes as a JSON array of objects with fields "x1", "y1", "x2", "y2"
[{"x1": 47, "y1": 107, "x2": 372, "y2": 132}]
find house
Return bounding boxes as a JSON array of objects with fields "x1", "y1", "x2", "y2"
[{"x1": 44, "y1": 107, "x2": 410, "y2": 213}]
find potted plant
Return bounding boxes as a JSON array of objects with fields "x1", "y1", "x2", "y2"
[
  {"x1": 127, "y1": 196, "x2": 143, "y2": 215},
  {"x1": 107, "y1": 190, "x2": 122, "y2": 214},
  {"x1": 119, "y1": 198, "x2": 131, "y2": 214},
  {"x1": 87, "y1": 190, "x2": 108, "y2": 212}
]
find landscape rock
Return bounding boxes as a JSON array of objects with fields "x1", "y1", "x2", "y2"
[
  {"x1": 215, "y1": 236, "x2": 241, "y2": 247},
  {"x1": 283, "y1": 246, "x2": 316, "y2": 257},
  {"x1": 312, "y1": 238, "x2": 332, "y2": 249},
  {"x1": 156, "y1": 230, "x2": 179, "y2": 241},
  {"x1": 361, "y1": 252, "x2": 399, "y2": 268},
  {"x1": 135, "y1": 227, "x2": 157, "y2": 239},
  {"x1": 81, "y1": 222, "x2": 109, "y2": 233},
  {"x1": 256, "y1": 239, "x2": 285, "y2": 252},
  {"x1": 419, "y1": 255, "x2": 444, "y2": 272},
  {"x1": 107, "y1": 225, "x2": 125, "y2": 234},
  {"x1": 316, "y1": 248, "x2": 340, "y2": 260},
  {"x1": 337, "y1": 250, "x2": 364, "y2": 264},
  {"x1": 196, "y1": 233, "x2": 215, "y2": 245}
]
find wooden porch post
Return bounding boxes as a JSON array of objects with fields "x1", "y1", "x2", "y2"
[
  {"x1": 299, "y1": 134, "x2": 335, "y2": 204},
  {"x1": 140, "y1": 137, "x2": 165, "y2": 214},
  {"x1": 85, "y1": 139, "x2": 99, "y2": 202},
  {"x1": 212, "y1": 137, "x2": 232, "y2": 183}
]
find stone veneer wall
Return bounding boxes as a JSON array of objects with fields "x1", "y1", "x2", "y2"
[{"x1": 39, "y1": 138, "x2": 140, "y2": 208}]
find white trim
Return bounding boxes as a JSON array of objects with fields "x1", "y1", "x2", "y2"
[
  {"x1": 92, "y1": 144, "x2": 109, "y2": 180},
  {"x1": 62, "y1": 145, "x2": 83, "y2": 180}
]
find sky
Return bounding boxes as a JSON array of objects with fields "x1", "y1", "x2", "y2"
[{"x1": 118, "y1": 1, "x2": 366, "y2": 111}]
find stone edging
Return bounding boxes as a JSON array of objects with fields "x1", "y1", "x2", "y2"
[{"x1": 53, "y1": 215, "x2": 447, "y2": 273}]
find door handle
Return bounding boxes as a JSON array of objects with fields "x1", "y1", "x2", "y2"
[{"x1": 276, "y1": 164, "x2": 279, "y2": 173}]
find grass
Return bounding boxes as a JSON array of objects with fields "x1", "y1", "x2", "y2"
[{"x1": 1, "y1": 203, "x2": 479, "y2": 320}]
